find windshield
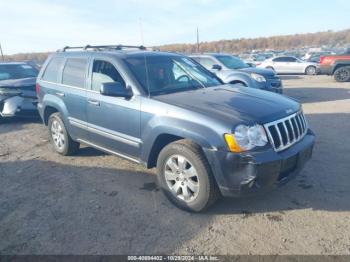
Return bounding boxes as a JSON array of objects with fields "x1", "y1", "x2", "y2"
[
  {"x1": 214, "y1": 55, "x2": 249, "y2": 69},
  {"x1": 0, "y1": 64, "x2": 38, "y2": 81},
  {"x1": 124, "y1": 55, "x2": 221, "y2": 96}
]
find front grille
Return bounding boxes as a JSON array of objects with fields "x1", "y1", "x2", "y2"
[{"x1": 264, "y1": 111, "x2": 308, "y2": 152}]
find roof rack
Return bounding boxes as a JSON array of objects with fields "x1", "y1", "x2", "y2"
[{"x1": 57, "y1": 44, "x2": 148, "y2": 52}]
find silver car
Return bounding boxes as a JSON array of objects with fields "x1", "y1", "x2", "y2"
[{"x1": 258, "y1": 56, "x2": 318, "y2": 75}]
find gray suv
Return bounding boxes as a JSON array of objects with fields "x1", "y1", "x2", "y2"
[
  {"x1": 190, "y1": 53, "x2": 283, "y2": 94},
  {"x1": 37, "y1": 45, "x2": 314, "y2": 212}
]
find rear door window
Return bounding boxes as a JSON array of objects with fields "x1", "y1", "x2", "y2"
[
  {"x1": 62, "y1": 58, "x2": 88, "y2": 88},
  {"x1": 42, "y1": 57, "x2": 64, "y2": 82},
  {"x1": 285, "y1": 57, "x2": 297, "y2": 62},
  {"x1": 273, "y1": 57, "x2": 288, "y2": 62}
]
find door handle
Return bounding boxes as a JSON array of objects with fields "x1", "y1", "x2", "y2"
[
  {"x1": 87, "y1": 99, "x2": 100, "y2": 106},
  {"x1": 55, "y1": 92, "x2": 65, "y2": 97}
]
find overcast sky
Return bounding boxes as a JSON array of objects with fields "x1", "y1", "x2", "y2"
[{"x1": 1, "y1": 0, "x2": 349, "y2": 54}]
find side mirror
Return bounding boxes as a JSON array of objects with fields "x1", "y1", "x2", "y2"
[
  {"x1": 212, "y1": 64, "x2": 222, "y2": 71},
  {"x1": 100, "y1": 82, "x2": 132, "y2": 98}
]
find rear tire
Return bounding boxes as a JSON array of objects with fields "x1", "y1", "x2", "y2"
[
  {"x1": 156, "y1": 140, "x2": 220, "y2": 212},
  {"x1": 305, "y1": 66, "x2": 316, "y2": 75},
  {"x1": 334, "y1": 67, "x2": 350, "y2": 82},
  {"x1": 48, "y1": 112, "x2": 79, "y2": 156}
]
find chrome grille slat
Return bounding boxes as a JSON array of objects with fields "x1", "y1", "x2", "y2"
[
  {"x1": 294, "y1": 116, "x2": 301, "y2": 138},
  {"x1": 282, "y1": 122, "x2": 290, "y2": 143},
  {"x1": 264, "y1": 111, "x2": 308, "y2": 152},
  {"x1": 288, "y1": 119, "x2": 295, "y2": 142},
  {"x1": 300, "y1": 114, "x2": 307, "y2": 131},
  {"x1": 275, "y1": 125, "x2": 283, "y2": 147},
  {"x1": 296, "y1": 114, "x2": 303, "y2": 133}
]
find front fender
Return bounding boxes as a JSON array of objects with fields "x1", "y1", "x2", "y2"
[
  {"x1": 140, "y1": 115, "x2": 227, "y2": 165},
  {"x1": 217, "y1": 71, "x2": 254, "y2": 86}
]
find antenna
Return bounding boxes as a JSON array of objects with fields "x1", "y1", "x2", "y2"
[{"x1": 0, "y1": 43, "x2": 4, "y2": 61}]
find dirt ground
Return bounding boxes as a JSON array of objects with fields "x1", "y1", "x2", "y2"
[{"x1": 0, "y1": 75, "x2": 350, "y2": 255}]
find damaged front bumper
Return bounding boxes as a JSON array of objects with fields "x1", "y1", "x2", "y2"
[
  {"x1": 204, "y1": 130, "x2": 315, "y2": 197},
  {"x1": 0, "y1": 90, "x2": 37, "y2": 118}
]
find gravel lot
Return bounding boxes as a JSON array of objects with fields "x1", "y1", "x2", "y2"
[{"x1": 0, "y1": 75, "x2": 350, "y2": 255}]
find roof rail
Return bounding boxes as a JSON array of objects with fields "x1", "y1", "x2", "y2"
[{"x1": 57, "y1": 44, "x2": 148, "y2": 52}]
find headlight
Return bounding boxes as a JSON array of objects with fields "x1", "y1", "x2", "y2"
[
  {"x1": 224, "y1": 124, "x2": 268, "y2": 152},
  {"x1": 250, "y1": 73, "x2": 266, "y2": 82}
]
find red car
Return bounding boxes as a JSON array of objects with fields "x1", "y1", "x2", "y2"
[{"x1": 319, "y1": 52, "x2": 350, "y2": 82}]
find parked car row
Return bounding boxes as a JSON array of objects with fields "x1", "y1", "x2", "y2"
[
  {"x1": 0, "y1": 52, "x2": 285, "y2": 122},
  {"x1": 30, "y1": 45, "x2": 315, "y2": 212},
  {"x1": 190, "y1": 53, "x2": 283, "y2": 93}
]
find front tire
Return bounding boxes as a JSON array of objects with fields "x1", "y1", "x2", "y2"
[
  {"x1": 156, "y1": 140, "x2": 220, "y2": 212},
  {"x1": 334, "y1": 67, "x2": 350, "y2": 82},
  {"x1": 305, "y1": 66, "x2": 316, "y2": 75},
  {"x1": 48, "y1": 112, "x2": 79, "y2": 156}
]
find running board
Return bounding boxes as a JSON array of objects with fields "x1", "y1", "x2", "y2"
[{"x1": 77, "y1": 138, "x2": 141, "y2": 164}]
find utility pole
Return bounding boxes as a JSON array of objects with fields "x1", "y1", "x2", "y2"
[
  {"x1": 196, "y1": 27, "x2": 200, "y2": 53},
  {"x1": 0, "y1": 43, "x2": 4, "y2": 61}
]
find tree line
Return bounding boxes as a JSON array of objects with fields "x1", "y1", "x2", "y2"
[
  {"x1": 159, "y1": 29, "x2": 350, "y2": 54},
  {"x1": 2, "y1": 28, "x2": 350, "y2": 62}
]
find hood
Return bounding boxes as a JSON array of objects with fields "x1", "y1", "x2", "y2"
[
  {"x1": 0, "y1": 77, "x2": 36, "y2": 88},
  {"x1": 154, "y1": 85, "x2": 300, "y2": 125},
  {"x1": 237, "y1": 67, "x2": 276, "y2": 77},
  {"x1": 0, "y1": 77, "x2": 37, "y2": 99}
]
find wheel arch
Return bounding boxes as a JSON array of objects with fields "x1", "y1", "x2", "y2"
[
  {"x1": 146, "y1": 133, "x2": 184, "y2": 168},
  {"x1": 42, "y1": 94, "x2": 69, "y2": 126},
  {"x1": 331, "y1": 61, "x2": 350, "y2": 74},
  {"x1": 143, "y1": 122, "x2": 222, "y2": 169}
]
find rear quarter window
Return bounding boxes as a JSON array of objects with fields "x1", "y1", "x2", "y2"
[
  {"x1": 42, "y1": 57, "x2": 64, "y2": 82},
  {"x1": 62, "y1": 58, "x2": 88, "y2": 88}
]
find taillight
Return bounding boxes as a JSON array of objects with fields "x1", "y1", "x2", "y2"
[{"x1": 36, "y1": 83, "x2": 41, "y2": 94}]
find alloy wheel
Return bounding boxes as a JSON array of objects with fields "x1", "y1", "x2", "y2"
[
  {"x1": 335, "y1": 68, "x2": 350, "y2": 82},
  {"x1": 306, "y1": 66, "x2": 316, "y2": 75},
  {"x1": 51, "y1": 119, "x2": 65, "y2": 150},
  {"x1": 164, "y1": 155, "x2": 200, "y2": 202}
]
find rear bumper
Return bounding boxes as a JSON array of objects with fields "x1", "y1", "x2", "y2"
[{"x1": 204, "y1": 130, "x2": 315, "y2": 197}]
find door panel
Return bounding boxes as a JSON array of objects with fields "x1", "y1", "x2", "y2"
[
  {"x1": 60, "y1": 57, "x2": 89, "y2": 140},
  {"x1": 86, "y1": 59, "x2": 141, "y2": 159},
  {"x1": 86, "y1": 93, "x2": 141, "y2": 158},
  {"x1": 62, "y1": 85, "x2": 88, "y2": 140},
  {"x1": 273, "y1": 62, "x2": 287, "y2": 73}
]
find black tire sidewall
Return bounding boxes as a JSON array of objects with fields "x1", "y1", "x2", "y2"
[
  {"x1": 334, "y1": 67, "x2": 350, "y2": 82},
  {"x1": 48, "y1": 113, "x2": 70, "y2": 155},
  {"x1": 157, "y1": 143, "x2": 212, "y2": 212}
]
